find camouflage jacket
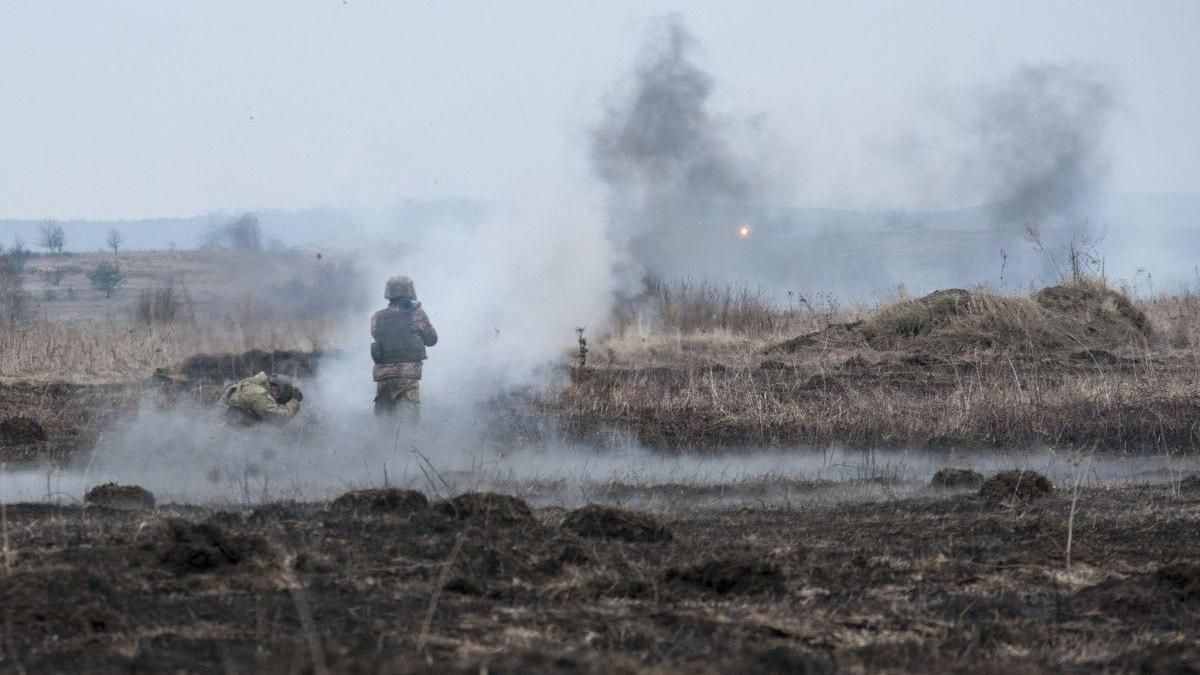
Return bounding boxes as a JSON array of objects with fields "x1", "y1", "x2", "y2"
[
  {"x1": 220, "y1": 372, "x2": 300, "y2": 424},
  {"x1": 371, "y1": 304, "x2": 437, "y2": 381}
]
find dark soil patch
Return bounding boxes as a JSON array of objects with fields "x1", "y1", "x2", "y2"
[
  {"x1": 720, "y1": 647, "x2": 836, "y2": 675},
  {"x1": 154, "y1": 519, "x2": 271, "y2": 575},
  {"x1": 1179, "y1": 474, "x2": 1200, "y2": 492},
  {"x1": 979, "y1": 470, "x2": 1053, "y2": 503},
  {"x1": 177, "y1": 348, "x2": 327, "y2": 383},
  {"x1": 0, "y1": 484, "x2": 1196, "y2": 672},
  {"x1": 665, "y1": 556, "x2": 784, "y2": 595},
  {"x1": 931, "y1": 467, "x2": 985, "y2": 489},
  {"x1": 1154, "y1": 562, "x2": 1200, "y2": 603},
  {"x1": 84, "y1": 482, "x2": 156, "y2": 510},
  {"x1": 1073, "y1": 563, "x2": 1200, "y2": 622},
  {"x1": 331, "y1": 488, "x2": 429, "y2": 515},
  {"x1": 434, "y1": 492, "x2": 535, "y2": 526},
  {"x1": 0, "y1": 415, "x2": 47, "y2": 446},
  {"x1": 0, "y1": 569, "x2": 127, "y2": 647},
  {"x1": 561, "y1": 504, "x2": 673, "y2": 543}
]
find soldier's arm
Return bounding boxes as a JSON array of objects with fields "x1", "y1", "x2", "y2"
[
  {"x1": 370, "y1": 310, "x2": 381, "y2": 339},
  {"x1": 247, "y1": 390, "x2": 299, "y2": 422},
  {"x1": 415, "y1": 308, "x2": 438, "y2": 346}
]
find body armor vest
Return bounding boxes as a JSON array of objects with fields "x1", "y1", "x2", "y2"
[{"x1": 372, "y1": 308, "x2": 427, "y2": 363}]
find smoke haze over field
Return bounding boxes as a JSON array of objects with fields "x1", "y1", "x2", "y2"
[{"x1": 895, "y1": 63, "x2": 1119, "y2": 234}]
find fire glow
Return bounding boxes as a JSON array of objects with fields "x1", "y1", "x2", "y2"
[{"x1": 737, "y1": 224, "x2": 752, "y2": 239}]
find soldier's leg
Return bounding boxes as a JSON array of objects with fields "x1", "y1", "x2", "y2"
[
  {"x1": 374, "y1": 379, "x2": 399, "y2": 417},
  {"x1": 397, "y1": 379, "x2": 420, "y2": 425}
]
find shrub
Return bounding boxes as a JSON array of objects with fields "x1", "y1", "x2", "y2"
[
  {"x1": 135, "y1": 284, "x2": 193, "y2": 324},
  {"x1": 88, "y1": 261, "x2": 125, "y2": 298}
]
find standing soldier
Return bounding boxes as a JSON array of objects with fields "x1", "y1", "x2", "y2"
[{"x1": 371, "y1": 275, "x2": 437, "y2": 421}]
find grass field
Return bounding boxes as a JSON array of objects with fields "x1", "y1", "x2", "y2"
[{"x1": 2, "y1": 249, "x2": 1200, "y2": 673}]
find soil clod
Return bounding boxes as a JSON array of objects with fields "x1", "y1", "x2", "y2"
[
  {"x1": 979, "y1": 470, "x2": 1053, "y2": 503},
  {"x1": 84, "y1": 482, "x2": 156, "y2": 510},
  {"x1": 931, "y1": 467, "x2": 985, "y2": 489},
  {"x1": 665, "y1": 556, "x2": 784, "y2": 595},
  {"x1": 156, "y1": 519, "x2": 269, "y2": 575},
  {"x1": 0, "y1": 415, "x2": 47, "y2": 446},
  {"x1": 561, "y1": 504, "x2": 673, "y2": 542},
  {"x1": 435, "y1": 492, "x2": 535, "y2": 526},
  {"x1": 331, "y1": 488, "x2": 429, "y2": 514}
]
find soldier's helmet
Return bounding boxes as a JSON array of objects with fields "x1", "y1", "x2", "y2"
[
  {"x1": 267, "y1": 374, "x2": 297, "y2": 403},
  {"x1": 385, "y1": 275, "x2": 417, "y2": 301}
]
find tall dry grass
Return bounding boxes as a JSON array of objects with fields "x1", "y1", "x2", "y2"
[
  {"x1": 551, "y1": 277, "x2": 1200, "y2": 451},
  {"x1": 0, "y1": 315, "x2": 334, "y2": 383}
]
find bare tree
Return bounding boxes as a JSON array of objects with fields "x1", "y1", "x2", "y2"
[
  {"x1": 201, "y1": 213, "x2": 263, "y2": 251},
  {"x1": 106, "y1": 228, "x2": 124, "y2": 254},
  {"x1": 39, "y1": 220, "x2": 66, "y2": 253}
]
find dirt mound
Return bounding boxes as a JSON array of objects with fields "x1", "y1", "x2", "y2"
[
  {"x1": 0, "y1": 415, "x2": 47, "y2": 445},
  {"x1": 84, "y1": 483, "x2": 156, "y2": 510},
  {"x1": 979, "y1": 470, "x2": 1054, "y2": 503},
  {"x1": 561, "y1": 504, "x2": 673, "y2": 543},
  {"x1": 177, "y1": 348, "x2": 327, "y2": 383},
  {"x1": 435, "y1": 492, "x2": 535, "y2": 526},
  {"x1": 766, "y1": 282, "x2": 1153, "y2": 360},
  {"x1": 332, "y1": 488, "x2": 428, "y2": 514},
  {"x1": 1034, "y1": 281, "x2": 1152, "y2": 340},
  {"x1": 931, "y1": 467, "x2": 985, "y2": 489},
  {"x1": 665, "y1": 556, "x2": 784, "y2": 595},
  {"x1": 155, "y1": 519, "x2": 271, "y2": 575}
]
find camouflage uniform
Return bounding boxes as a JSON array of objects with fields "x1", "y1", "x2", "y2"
[
  {"x1": 220, "y1": 372, "x2": 301, "y2": 426},
  {"x1": 372, "y1": 276, "x2": 437, "y2": 421}
]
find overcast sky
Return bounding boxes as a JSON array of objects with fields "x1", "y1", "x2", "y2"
[{"x1": 1, "y1": 0, "x2": 1197, "y2": 220}]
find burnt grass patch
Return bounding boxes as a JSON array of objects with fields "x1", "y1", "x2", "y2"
[
  {"x1": 931, "y1": 466, "x2": 985, "y2": 489},
  {"x1": 979, "y1": 469, "x2": 1054, "y2": 503},
  {"x1": 0, "y1": 485, "x2": 1198, "y2": 671},
  {"x1": 331, "y1": 487, "x2": 429, "y2": 515},
  {"x1": 561, "y1": 504, "x2": 673, "y2": 542},
  {"x1": 434, "y1": 491, "x2": 535, "y2": 526}
]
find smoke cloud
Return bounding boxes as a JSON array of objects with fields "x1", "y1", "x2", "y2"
[
  {"x1": 973, "y1": 64, "x2": 1117, "y2": 228},
  {"x1": 590, "y1": 15, "x2": 789, "y2": 287},
  {"x1": 903, "y1": 63, "x2": 1118, "y2": 231}
]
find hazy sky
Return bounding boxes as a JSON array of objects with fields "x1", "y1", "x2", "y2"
[{"x1": 1, "y1": 1, "x2": 1198, "y2": 220}]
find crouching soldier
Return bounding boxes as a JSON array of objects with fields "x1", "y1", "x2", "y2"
[
  {"x1": 220, "y1": 372, "x2": 303, "y2": 426},
  {"x1": 372, "y1": 275, "x2": 437, "y2": 422}
]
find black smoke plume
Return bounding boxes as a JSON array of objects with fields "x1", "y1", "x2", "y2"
[
  {"x1": 959, "y1": 63, "x2": 1117, "y2": 229},
  {"x1": 590, "y1": 15, "x2": 784, "y2": 287}
]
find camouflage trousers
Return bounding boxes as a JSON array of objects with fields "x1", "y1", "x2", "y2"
[{"x1": 374, "y1": 377, "x2": 420, "y2": 423}]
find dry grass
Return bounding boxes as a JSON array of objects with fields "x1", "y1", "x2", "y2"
[
  {"x1": 0, "y1": 316, "x2": 333, "y2": 384},
  {"x1": 551, "y1": 278, "x2": 1200, "y2": 451}
]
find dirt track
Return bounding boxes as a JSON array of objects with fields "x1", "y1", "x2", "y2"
[{"x1": 1, "y1": 483, "x2": 1198, "y2": 673}]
